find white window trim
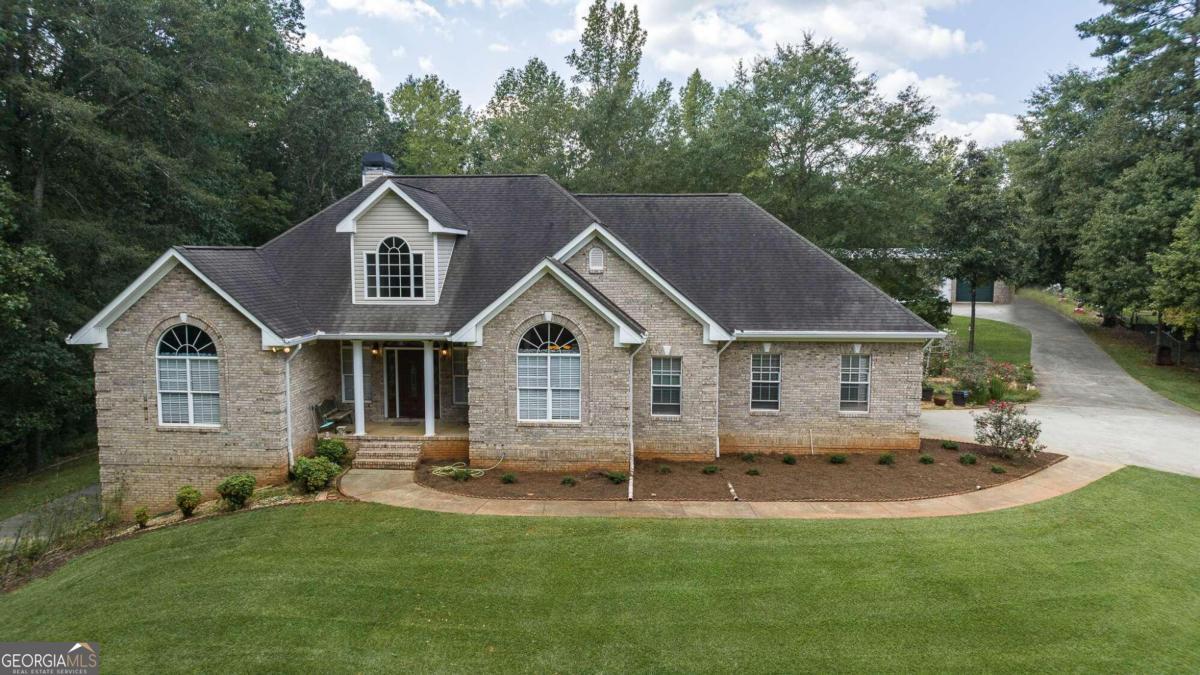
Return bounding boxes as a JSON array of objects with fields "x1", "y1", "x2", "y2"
[
  {"x1": 452, "y1": 348, "x2": 468, "y2": 406},
  {"x1": 156, "y1": 353, "x2": 220, "y2": 428},
  {"x1": 750, "y1": 353, "x2": 782, "y2": 411},
  {"x1": 650, "y1": 356, "x2": 683, "y2": 418},
  {"x1": 587, "y1": 246, "x2": 605, "y2": 273},
  {"x1": 340, "y1": 344, "x2": 373, "y2": 403},
  {"x1": 363, "y1": 241, "x2": 426, "y2": 300},
  {"x1": 516, "y1": 352, "x2": 581, "y2": 423},
  {"x1": 839, "y1": 354, "x2": 872, "y2": 414}
]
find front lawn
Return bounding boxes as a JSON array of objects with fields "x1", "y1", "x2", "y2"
[
  {"x1": 2, "y1": 467, "x2": 1198, "y2": 672},
  {"x1": 1021, "y1": 289, "x2": 1200, "y2": 412},
  {"x1": 948, "y1": 315, "x2": 1032, "y2": 365},
  {"x1": 0, "y1": 453, "x2": 99, "y2": 521}
]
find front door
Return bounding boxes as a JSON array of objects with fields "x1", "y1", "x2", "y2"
[{"x1": 386, "y1": 349, "x2": 425, "y2": 418}]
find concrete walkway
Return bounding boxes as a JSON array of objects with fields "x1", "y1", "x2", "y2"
[
  {"x1": 340, "y1": 456, "x2": 1120, "y2": 520},
  {"x1": 922, "y1": 298, "x2": 1200, "y2": 477}
]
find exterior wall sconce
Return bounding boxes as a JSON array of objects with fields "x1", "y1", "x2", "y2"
[{"x1": 371, "y1": 342, "x2": 380, "y2": 355}]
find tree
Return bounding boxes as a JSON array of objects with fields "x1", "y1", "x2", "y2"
[
  {"x1": 931, "y1": 144, "x2": 1023, "y2": 352},
  {"x1": 1152, "y1": 194, "x2": 1200, "y2": 324},
  {"x1": 474, "y1": 58, "x2": 576, "y2": 179},
  {"x1": 387, "y1": 75, "x2": 472, "y2": 174}
]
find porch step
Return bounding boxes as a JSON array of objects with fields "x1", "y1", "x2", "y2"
[
  {"x1": 352, "y1": 439, "x2": 422, "y2": 470},
  {"x1": 353, "y1": 457, "x2": 419, "y2": 470}
]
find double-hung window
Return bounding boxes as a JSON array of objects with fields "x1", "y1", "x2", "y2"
[
  {"x1": 751, "y1": 353, "x2": 781, "y2": 410},
  {"x1": 839, "y1": 354, "x2": 871, "y2": 412},
  {"x1": 340, "y1": 345, "x2": 373, "y2": 402},
  {"x1": 651, "y1": 357, "x2": 682, "y2": 416},
  {"x1": 517, "y1": 322, "x2": 580, "y2": 421},
  {"x1": 157, "y1": 325, "x2": 219, "y2": 426},
  {"x1": 452, "y1": 348, "x2": 468, "y2": 405}
]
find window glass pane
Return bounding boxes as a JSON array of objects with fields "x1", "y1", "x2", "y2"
[
  {"x1": 549, "y1": 355, "x2": 580, "y2": 389},
  {"x1": 189, "y1": 359, "x2": 218, "y2": 393},
  {"x1": 158, "y1": 359, "x2": 187, "y2": 391},
  {"x1": 452, "y1": 349, "x2": 467, "y2": 376},
  {"x1": 651, "y1": 357, "x2": 682, "y2": 415},
  {"x1": 340, "y1": 347, "x2": 372, "y2": 401},
  {"x1": 518, "y1": 389, "x2": 547, "y2": 419},
  {"x1": 551, "y1": 389, "x2": 580, "y2": 420},
  {"x1": 160, "y1": 392, "x2": 190, "y2": 424},
  {"x1": 517, "y1": 355, "x2": 548, "y2": 388},
  {"x1": 192, "y1": 393, "x2": 220, "y2": 424}
]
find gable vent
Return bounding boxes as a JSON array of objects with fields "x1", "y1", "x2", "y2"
[{"x1": 587, "y1": 246, "x2": 605, "y2": 273}]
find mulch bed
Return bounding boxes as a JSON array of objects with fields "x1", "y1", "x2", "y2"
[{"x1": 415, "y1": 439, "x2": 1065, "y2": 502}]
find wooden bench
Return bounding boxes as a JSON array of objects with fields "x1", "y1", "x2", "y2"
[{"x1": 313, "y1": 398, "x2": 353, "y2": 432}]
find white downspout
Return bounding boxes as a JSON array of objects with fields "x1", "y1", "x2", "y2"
[
  {"x1": 283, "y1": 343, "x2": 304, "y2": 468},
  {"x1": 714, "y1": 339, "x2": 735, "y2": 459},
  {"x1": 627, "y1": 341, "x2": 646, "y2": 501}
]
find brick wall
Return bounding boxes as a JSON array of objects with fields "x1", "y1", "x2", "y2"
[
  {"x1": 94, "y1": 266, "x2": 290, "y2": 514},
  {"x1": 718, "y1": 341, "x2": 923, "y2": 454},
  {"x1": 287, "y1": 340, "x2": 341, "y2": 458},
  {"x1": 467, "y1": 275, "x2": 630, "y2": 472},
  {"x1": 565, "y1": 241, "x2": 718, "y2": 460}
]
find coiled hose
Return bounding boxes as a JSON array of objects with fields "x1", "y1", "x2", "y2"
[{"x1": 430, "y1": 454, "x2": 506, "y2": 479}]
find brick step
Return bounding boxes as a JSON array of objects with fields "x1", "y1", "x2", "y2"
[
  {"x1": 354, "y1": 449, "x2": 420, "y2": 460},
  {"x1": 352, "y1": 457, "x2": 418, "y2": 470}
]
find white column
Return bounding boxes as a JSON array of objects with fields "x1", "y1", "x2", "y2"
[
  {"x1": 423, "y1": 340, "x2": 436, "y2": 437},
  {"x1": 352, "y1": 340, "x2": 366, "y2": 436}
]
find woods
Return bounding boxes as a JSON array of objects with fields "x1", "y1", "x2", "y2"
[{"x1": 2, "y1": 0, "x2": 1199, "y2": 470}]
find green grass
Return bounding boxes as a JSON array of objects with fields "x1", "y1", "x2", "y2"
[
  {"x1": 948, "y1": 315, "x2": 1032, "y2": 365},
  {"x1": 1021, "y1": 289, "x2": 1200, "y2": 412},
  {"x1": 2, "y1": 467, "x2": 1199, "y2": 672},
  {"x1": 0, "y1": 454, "x2": 99, "y2": 521}
]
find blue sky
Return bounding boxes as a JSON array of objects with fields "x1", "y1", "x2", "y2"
[{"x1": 302, "y1": 0, "x2": 1105, "y2": 146}]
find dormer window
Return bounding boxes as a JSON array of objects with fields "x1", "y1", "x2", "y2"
[{"x1": 366, "y1": 236, "x2": 424, "y2": 299}]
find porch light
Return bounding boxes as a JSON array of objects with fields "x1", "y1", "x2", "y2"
[
  {"x1": 283, "y1": 346, "x2": 291, "y2": 354},
  {"x1": 371, "y1": 342, "x2": 380, "y2": 355},
  {"x1": 440, "y1": 347, "x2": 448, "y2": 356}
]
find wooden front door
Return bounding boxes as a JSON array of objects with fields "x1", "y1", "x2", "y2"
[{"x1": 386, "y1": 349, "x2": 425, "y2": 418}]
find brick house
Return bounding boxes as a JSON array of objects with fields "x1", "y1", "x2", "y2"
[{"x1": 69, "y1": 154, "x2": 943, "y2": 510}]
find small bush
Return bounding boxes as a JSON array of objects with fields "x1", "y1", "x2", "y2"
[
  {"x1": 991, "y1": 465, "x2": 1007, "y2": 474},
  {"x1": 293, "y1": 456, "x2": 339, "y2": 492},
  {"x1": 216, "y1": 473, "x2": 256, "y2": 509},
  {"x1": 781, "y1": 454, "x2": 796, "y2": 465},
  {"x1": 919, "y1": 453, "x2": 935, "y2": 464},
  {"x1": 974, "y1": 401, "x2": 1046, "y2": 459},
  {"x1": 500, "y1": 472, "x2": 518, "y2": 484},
  {"x1": 740, "y1": 452, "x2": 757, "y2": 462},
  {"x1": 602, "y1": 470, "x2": 628, "y2": 484},
  {"x1": 315, "y1": 438, "x2": 349, "y2": 466},
  {"x1": 450, "y1": 467, "x2": 472, "y2": 482},
  {"x1": 657, "y1": 464, "x2": 672, "y2": 474},
  {"x1": 878, "y1": 452, "x2": 895, "y2": 466},
  {"x1": 134, "y1": 506, "x2": 150, "y2": 529},
  {"x1": 746, "y1": 468, "x2": 761, "y2": 476},
  {"x1": 941, "y1": 440, "x2": 959, "y2": 450},
  {"x1": 829, "y1": 454, "x2": 848, "y2": 464},
  {"x1": 702, "y1": 465, "x2": 719, "y2": 475},
  {"x1": 959, "y1": 453, "x2": 978, "y2": 465},
  {"x1": 176, "y1": 485, "x2": 202, "y2": 518},
  {"x1": 561, "y1": 475, "x2": 577, "y2": 486}
]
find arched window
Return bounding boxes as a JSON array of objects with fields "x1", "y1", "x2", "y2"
[
  {"x1": 157, "y1": 325, "x2": 220, "y2": 425},
  {"x1": 516, "y1": 322, "x2": 580, "y2": 421},
  {"x1": 366, "y1": 236, "x2": 424, "y2": 299}
]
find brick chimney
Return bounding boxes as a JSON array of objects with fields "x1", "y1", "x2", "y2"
[{"x1": 361, "y1": 152, "x2": 396, "y2": 186}]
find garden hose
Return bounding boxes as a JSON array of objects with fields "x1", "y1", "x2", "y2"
[{"x1": 429, "y1": 454, "x2": 506, "y2": 479}]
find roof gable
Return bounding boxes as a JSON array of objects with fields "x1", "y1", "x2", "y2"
[{"x1": 334, "y1": 180, "x2": 469, "y2": 235}]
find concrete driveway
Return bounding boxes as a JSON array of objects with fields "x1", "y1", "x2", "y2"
[{"x1": 921, "y1": 298, "x2": 1200, "y2": 477}]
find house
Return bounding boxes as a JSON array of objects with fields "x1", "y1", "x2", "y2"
[
  {"x1": 68, "y1": 153, "x2": 944, "y2": 511},
  {"x1": 941, "y1": 278, "x2": 1013, "y2": 305}
]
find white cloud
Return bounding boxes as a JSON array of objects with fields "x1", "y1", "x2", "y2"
[
  {"x1": 390, "y1": 46, "x2": 407, "y2": 58},
  {"x1": 487, "y1": 42, "x2": 512, "y2": 52},
  {"x1": 548, "y1": 27, "x2": 577, "y2": 44},
  {"x1": 935, "y1": 113, "x2": 1020, "y2": 147},
  {"x1": 418, "y1": 55, "x2": 436, "y2": 72},
  {"x1": 876, "y1": 68, "x2": 995, "y2": 111},
  {"x1": 324, "y1": 0, "x2": 443, "y2": 23},
  {"x1": 301, "y1": 31, "x2": 383, "y2": 86}
]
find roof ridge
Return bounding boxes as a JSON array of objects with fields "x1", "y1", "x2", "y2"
[
  {"x1": 176, "y1": 245, "x2": 257, "y2": 250},
  {"x1": 539, "y1": 175, "x2": 605, "y2": 226},
  {"x1": 259, "y1": 178, "x2": 380, "y2": 251},
  {"x1": 574, "y1": 193, "x2": 738, "y2": 197},
  {"x1": 383, "y1": 173, "x2": 545, "y2": 178}
]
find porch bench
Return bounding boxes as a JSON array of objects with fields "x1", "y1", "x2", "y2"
[{"x1": 314, "y1": 398, "x2": 353, "y2": 432}]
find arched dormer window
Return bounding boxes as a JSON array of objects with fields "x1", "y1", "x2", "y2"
[
  {"x1": 157, "y1": 324, "x2": 219, "y2": 426},
  {"x1": 366, "y1": 236, "x2": 424, "y2": 299},
  {"x1": 516, "y1": 322, "x2": 580, "y2": 422}
]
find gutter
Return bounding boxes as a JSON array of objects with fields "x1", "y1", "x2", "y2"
[
  {"x1": 714, "y1": 339, "x2": 735, "y2": 458},
  {"x1": 627, "y1": 341, "x2": 646, "y2": 501},
  {"x1": 733, "y1": 329, "x2": 945, "y2": 341},
  {"x1": 283, "y1": 343, "x2": 304, "y2": 468}
]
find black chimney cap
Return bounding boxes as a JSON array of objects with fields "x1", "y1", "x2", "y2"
[{"x1": 361, "y1": 152, "x2": 396, "y2": 171}]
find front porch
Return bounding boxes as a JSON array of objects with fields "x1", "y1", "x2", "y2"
[{"x1": 364, "y1": 419, "x2": 468, "y2": 440}]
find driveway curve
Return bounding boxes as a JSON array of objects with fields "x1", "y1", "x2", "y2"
[{"x1": 921, "y1": 298, "x2": 1200, "y2": 477}]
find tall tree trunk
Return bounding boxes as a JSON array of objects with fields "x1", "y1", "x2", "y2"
[{"x1": 968, "y1": 286, "x2": 977, "y2": 353}]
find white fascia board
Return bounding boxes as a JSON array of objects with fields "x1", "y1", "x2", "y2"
[
  {"x1": 733, "y1": 330, "x2": 946, "y2": 342},
  {"x1": 450, "y1": 260, "x2": 645, "y2": 347},
  {"x1": 334, "y1": 181, "x2": 468, "y2": 235},
  {"x1": 553, "y1": 223, "x2": 732, "y2": 343},
  {"x1": 65, "y1": 249, "x2": 288, "y2": 350},
  {"x1": 306, "y1": 332, "x2": 451, "y2": 342}
]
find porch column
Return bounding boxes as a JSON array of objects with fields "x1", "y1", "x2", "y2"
[
  {"x1": 352, "y1": 340, "x2": 366, "y2": 436},
  {"x1": 423, "y1": 340, "x2": 436, "y2": 437}
]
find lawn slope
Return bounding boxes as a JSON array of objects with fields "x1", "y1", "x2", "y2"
[
  {"x1": 948, "y1": 315, "x2": 1032, "y2": 365},
  {"x1": 0, "y1": 454, "x2": 98, "y2": 521},
  {"x1": 2, "y1": 468, "x2": 1198, "y2": 673}
]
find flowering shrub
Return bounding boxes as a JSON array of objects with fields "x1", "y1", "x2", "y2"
[{"x1": 973, "y1": 401, "x2": 1045, "y2": 459}]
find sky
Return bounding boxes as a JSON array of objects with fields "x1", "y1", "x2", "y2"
[{"x1": 301, "y1": 0, "x2": 1107, "y2": 147}]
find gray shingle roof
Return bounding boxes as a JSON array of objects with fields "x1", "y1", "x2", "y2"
[
  {"x1": 174, "y1": 176, "x2": 934, "y2": 340},
  {"x1": 545, "y1": 258, "x2": 646, "y2": 335}
]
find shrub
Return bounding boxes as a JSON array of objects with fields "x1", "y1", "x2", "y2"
[
  {"x1": 781, "y1": 454, "x2": 796, "y2": 465},
  {"x1": 974, "y1": 401, "x2": 1046, "y2": 459},
  {"x1": 991, "y1": 465, "x2": 1007, "y2": 474},
  {"x1": 1017, "y1": 363, "x2": 1035, "y2": 386},
  {"x1": 450, "y1": 467, "x2": 472, "y2": 482},
  {"x1": 746, "y1": 468, "x2": 761, "y2": 476},
  {"x1": 941, "y1": 440, "x2": 959, "y2": 450},
  {"x1": 175, "y1": 485, "x2": 202, "y2": 518},
  {"x1": 602, "y1": 471, "x2": 628, "y2": 484},
  {"x1": 740, "y1": 452, "x2": 757, "y2": 462},
  {"x1": 134, "y1": 507, "x2": 150, "y2": 529},
  {"x1": 951, "y1": 352, "x2": 991, "y2": 401},
  {"x1": 561, "y1": 475, "x2": 577, "y2": 486},
  {"x1": 657, "y1": 464, "x2": 672, "y2": 474},
  {"x1": 500, "y1": 472, "x2": 517, "y2": 484},
  {"x1": 293, "y1": 456, "x2": 339, "y2": 492},
  {"x1": 988, "y1": 376, "x2": 1007, "y2": 402},
  {"x1": 919, "y1": 453, "x2": 935, "y2": 464},
  {"x1": 959, "y1": 453, "x2": 978, "y2": 465},
  {"x1": 702, "y1": 465, "x2": 719, "y2": 475},
  {"x1": 829, "y1": 454, "x2": 848, "y2": 464},
  {"x1": 315, "y1": 438, "x2": 349, "y2": 466},
  {"x1": 878, "y1": 452, "x2": 895, "y2": 466},
  {"x1": 216, "y1": 473, "x2": 256, "y2": 509}
]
